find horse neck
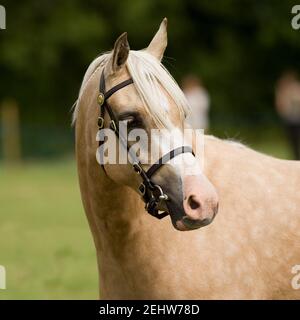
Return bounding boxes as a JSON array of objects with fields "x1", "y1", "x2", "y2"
[{"x1": 85, "y1": 164, "x2": 141, "y2": 225}]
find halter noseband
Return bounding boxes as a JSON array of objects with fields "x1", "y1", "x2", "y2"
[{"x1": 97, "y1": 70, "x2": 194, "y2": 219}]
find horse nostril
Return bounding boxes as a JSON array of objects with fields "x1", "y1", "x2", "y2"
[{"x1": 188, "y1": 195, "x2": 201, "y2": 210}]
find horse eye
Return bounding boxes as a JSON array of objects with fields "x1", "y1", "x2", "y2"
[{"x1": 121, "y1": 115, "x2": 143, "y2": 128}]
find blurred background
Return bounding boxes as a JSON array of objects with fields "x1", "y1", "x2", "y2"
[{"x1": 0, "y1": 0, "x2": 300, "y2": 299}]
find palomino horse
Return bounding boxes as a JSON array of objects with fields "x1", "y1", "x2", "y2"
[{"x1": 74, "y1": 19, "x2": 300, "y2": 299}]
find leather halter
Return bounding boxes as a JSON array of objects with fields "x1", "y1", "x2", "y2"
[{"x1": 97, "y1": 70, "x2": 194, "y2": 219}]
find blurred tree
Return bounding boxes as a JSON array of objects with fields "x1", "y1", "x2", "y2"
[{"x1": 0, "y1": 0, "x2": 299, "y2": 157}]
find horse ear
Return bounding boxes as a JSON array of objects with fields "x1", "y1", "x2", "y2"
[
  {"x1": 110, "y1": 32, "x2": 130, "y2": 73},
  {"x1": 146, "y1": 18, "x2": 168, "y2": 61}
]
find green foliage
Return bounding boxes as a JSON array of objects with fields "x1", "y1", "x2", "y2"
[{"x1": 0, "y1": 0, "x2": 299, "y2": 156}]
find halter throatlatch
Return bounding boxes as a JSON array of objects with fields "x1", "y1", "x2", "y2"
[{"x1": 97, "y1": 70, "x2": 194, "y2": 219}]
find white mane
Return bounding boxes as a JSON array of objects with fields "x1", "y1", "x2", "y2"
[{"x1": 72, "y1": 50, "x2": 190, "y2": 127}]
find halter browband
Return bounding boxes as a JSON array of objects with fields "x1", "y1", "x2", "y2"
[{"x1": 97, "y1": 70, "x2": 194, "y2": 219}]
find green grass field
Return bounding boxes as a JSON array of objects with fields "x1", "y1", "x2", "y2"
[
  {"x1": 0, "y1": 132, "x2": 293, "y2": 299},
  {"x1": 0, "y1": 159, "x2": 98, "y2": 299}
]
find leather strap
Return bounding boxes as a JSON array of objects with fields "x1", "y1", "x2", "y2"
[
  {"x1": 98, "y1": 71, "x2": 134, "y2": 173},
  {"x1": 146, "y1": 146, "x2": 194, "y2": 178},
  {"x1": 105, "y1": 79, "x2": 134, "y2": 100}
]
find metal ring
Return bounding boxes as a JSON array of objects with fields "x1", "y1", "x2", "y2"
[
  {"x1": 138, "y1": 183, "x2": 146, "y2": 196},
  {"x1": 154, "y1": 185, "x2": 168, "y2": 201},
  {"x1": 97, "y1": 117, "x2": 104, "y2": 129},
  {"x1": 153, "y1": 184, "x2": 164, "y2": 196}
]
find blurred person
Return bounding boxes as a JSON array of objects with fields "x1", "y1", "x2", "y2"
[
  {"x1": 182, "y1": 74, "x2": 210, "y2": 130},
  {"x1": 275, "y1": 70, "x2": 300, "y2": 160}
]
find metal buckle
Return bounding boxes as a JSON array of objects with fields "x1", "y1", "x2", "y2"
[
  {"x1": 97, "y1": 117, "x2": 104, "y2": 129},
  {"x1": 97, "y1": 93, "x2": 105, "y2": 106},
  {"x1": 146, "y1": 197, "x2": 169, "y2": 219},
  {"x1": 138, "y1": 183, "x2": 146, "y2": 196},
  {"x1": 110, "y1": 120, "x2": 117, "y2": 132}
]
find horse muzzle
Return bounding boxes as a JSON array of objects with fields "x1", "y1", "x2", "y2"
[{"x1": 170, "y1": 174, "x2": 219, "y2": 231}]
